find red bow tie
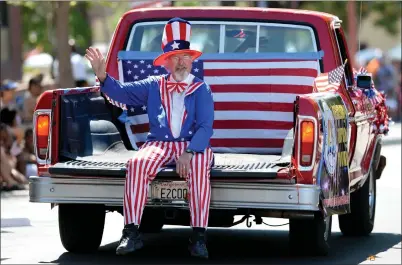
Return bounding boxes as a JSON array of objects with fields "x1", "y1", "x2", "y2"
[{"x1": 167, "y1": 81, "x2": 187, "y2": 93}]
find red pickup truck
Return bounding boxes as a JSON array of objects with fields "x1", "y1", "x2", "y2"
[{"x1": 29, "y1": 7, "x2": 388, "y2": 256}]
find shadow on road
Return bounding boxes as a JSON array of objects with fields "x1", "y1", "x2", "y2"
[{"x1": 42, "y1": 228, "x2": 401, "y2": 265}]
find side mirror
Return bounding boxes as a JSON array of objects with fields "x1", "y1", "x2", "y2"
[{"x1": 356, "y1": 74, "x2": 372, "y2": 90}]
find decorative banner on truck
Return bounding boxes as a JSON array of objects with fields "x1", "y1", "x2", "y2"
[{"x1": 315, "y1": 94, "x2": 350, "y2": 215}]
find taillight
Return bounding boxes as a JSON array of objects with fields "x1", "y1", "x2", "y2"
[
  {"x1": 35, "y1": 113, "x2": 50, "y2": 161},
  {"x1": 300, "y1": 120, "x2": 315, "y2": 167}
]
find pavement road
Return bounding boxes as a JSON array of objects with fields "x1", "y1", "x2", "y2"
[{"x1": 1, "y1": 125, "x2": 401, "y2": 264}]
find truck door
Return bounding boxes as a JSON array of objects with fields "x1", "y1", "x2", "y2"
[{"x1": 332, "y1": 25, "x2": 371, "y2": 184}]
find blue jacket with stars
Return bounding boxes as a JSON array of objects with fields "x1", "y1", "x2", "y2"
[{"x1": 100, "y1": 73, "x2": 214, "y2": 153}]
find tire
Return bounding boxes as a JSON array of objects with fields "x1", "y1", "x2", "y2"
[
  {"x1": 339, "y1": 169, "x2": 376, "y2": 236},
  {"x1": 289, "y1": 212, "x2": 332, "y2": 256},
  {"x1": 138, "y1": 208, "x2": 164, "y2": 233},
  {"x1": 59, "y1": 204, "x2": 106, "y2": 253}
]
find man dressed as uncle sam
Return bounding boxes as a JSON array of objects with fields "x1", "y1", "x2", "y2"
[{"x1": 85, "y1": 17, "x2": 214, "y2": 259}]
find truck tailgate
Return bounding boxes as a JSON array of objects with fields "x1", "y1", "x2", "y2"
[{"x1": 49, "y1": 146, "x2": 289, "y2": 179}]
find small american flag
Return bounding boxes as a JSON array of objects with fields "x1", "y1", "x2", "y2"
[
  {"x1": 112, "y1": 56, "x2": 320, "y2": 154},
  {"x1": 314, "y1": 61, "x2": 347, "y2": 92}
]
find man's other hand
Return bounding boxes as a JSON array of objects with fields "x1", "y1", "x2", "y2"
[
  {"x1": 176, "y1": 152, "x2": 193, "y2": 178},
  {"x1": 85, "y1": 47, "x2": 107, "y2": 82}
]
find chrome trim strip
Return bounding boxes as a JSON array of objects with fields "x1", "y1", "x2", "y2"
[
  {"x1": 29, "y1": 177, "x2": 321, "y2": 211},
  {"x1": 33, "y1": 109, "x2": 52, "y2": 165},
  {"x1": 349, "y1": 113, "x2": 375, "y2": 124}
]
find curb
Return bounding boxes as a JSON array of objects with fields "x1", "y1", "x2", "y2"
[{"x1": 382, "y1": 138, "x2": 401, "y2": 146}]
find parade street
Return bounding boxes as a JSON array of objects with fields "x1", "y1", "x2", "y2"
[{"x1": 1, "y1": 124, "x2": 401, "y2": 265}]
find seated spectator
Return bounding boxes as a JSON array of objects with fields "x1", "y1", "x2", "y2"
[
  {"x1": 16, "y1": 128, "x2": 38, "y2": 179},
  {"x1": 0, "y1": 79, "x2": 18, "y2": 109},
  {"x1": 0, "y1": 107, "x2": 24, "y2": 148},
  {"x1": 0, "y1": 123, "x2": 27, "y2": 191},
  {"x1": 1, "y1": 79, "x2": 24, "y2": 144}
]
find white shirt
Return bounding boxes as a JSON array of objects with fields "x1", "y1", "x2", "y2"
[
  {"x1": 53, "y1": 52, "x2": 88, "y2": 82},
  {"x1": 170, "y1": 74, "x2": 194, "y2": 138}
]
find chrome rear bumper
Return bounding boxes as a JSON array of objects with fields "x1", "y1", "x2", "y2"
[{"x1": 29, "y1": 176, "x2": 320, "y2": 211}]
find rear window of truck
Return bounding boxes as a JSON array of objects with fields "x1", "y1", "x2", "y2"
[{"x1": 126, "y1": 21, "x2": 318, "y2": 54}]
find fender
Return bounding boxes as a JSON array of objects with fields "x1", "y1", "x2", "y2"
[{"x1": 353, "y1": 135, "x2": 385, "y2": 191}]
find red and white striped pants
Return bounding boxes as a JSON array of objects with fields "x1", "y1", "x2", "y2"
[{"x1": 123, "y1": 141, "x2": 213, "y2": 228}]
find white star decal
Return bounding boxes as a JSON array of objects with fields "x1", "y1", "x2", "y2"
[
  {"x1": 142, "y1": 105, "x2": 147, "y2": 111},
  {"x1": 140, "y1": 60, "x2": 145, "y2": 64},
  {"x1": 171, "y1": 41, "x2": 180, "y2": 50},
  {"x1": 130, "y1": 107, "x2": 135, "y2": 112},
  {"x1": 134, "y1": 75, "x2": 139, "y2": 80},
  {"x1": 134, "y1": 64, "x2": 138, "y2": 68},
  {"x1": 147, "y1": 64, "x2": 152, "y2": 68},
  {"x1": 127, "y1": 70, "x2": 132, "y2": 75},
  {"x1": 127, "y1": 60, "x2": 132, "y2": 64},
  {"x1": 147, "y1": 74, "x2": 151, "y2": 78},
  {"x1": 140, "y1": 69, "x2": 145, "y2": 74},
  {"x1": 193, "y1": 68, "x2": 199, "y2": 72},
  {"x1": 154, "y1": 69, "x2": 159, "y2": 74}
]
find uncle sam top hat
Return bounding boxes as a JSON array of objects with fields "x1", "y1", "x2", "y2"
[{"x1": 153, "y1": 17, "x2": 202, "y2": 66}]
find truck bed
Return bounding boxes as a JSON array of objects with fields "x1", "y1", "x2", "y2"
[
  {"x1": 50, "y1": 142, "x2": 290, "y2": 179},
  {"x1": 54, "y1": 92, "x2": 292, "y2": 180}
]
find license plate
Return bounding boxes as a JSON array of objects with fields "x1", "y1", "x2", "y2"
[{"x1": 151, "y1": 181, "x2": 188, "y2": 201}]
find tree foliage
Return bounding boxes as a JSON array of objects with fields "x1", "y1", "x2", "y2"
[
  {"x1": 8, "y1": 1, "x2": 92, "y2": 54},
  {"x1": 248, "y1": 1, "x2": 401, "y2": 35},
  {"x1": 300, "y1": 1, "x2": 401, "y2": 35}
]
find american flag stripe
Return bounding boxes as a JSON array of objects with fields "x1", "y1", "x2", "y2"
[
  {"x1": 165, "y1": 23, "x2": 174, "y2": 45},
  {"x1": 213, "y1": 93, "x2": 301, "y2": 103},
  {"x1": 203, "y1": 60, "x2": 318, "y2": 69},
  {"x1": 211, "y1": 84, "x2": 313, "y2": 93},
  {"x1": 214, "y1": 110, "x2": 294, "y2": 121},
  {"x1": 205, "y1": 68, "x2": 318, "y2": 76},
  {"x1": 205, "y1": 76, "x2": 315, "y2": 86},
  {"x1": 214, "y1": 102, "x2": 294, "y2": 111},
  {"x1": 213, "y1": 120, "x2": 291, "y2": 129},
  {"x1": 123, "y1": 141, "x2": 213, "y2": 228},
  {"x1": 211, "y1": 138, "x2": 285, "y2": 148},
  {"x1": 117, "y1": 57, "x2": 319, "y2": 154}
]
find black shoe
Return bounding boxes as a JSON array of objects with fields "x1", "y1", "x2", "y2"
[
  {"x1": 116, "y1": 223, "x2": 144, "y2": 255},
  {"x1": 188, "y1": 230, "x2": 209, "y2": 259}
]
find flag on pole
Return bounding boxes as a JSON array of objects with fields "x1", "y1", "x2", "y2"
[{"x1": 314, "y1": 60, "x2": 348, "y2": 91}]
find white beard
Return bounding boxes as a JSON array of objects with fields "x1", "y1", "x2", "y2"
[{"x1": 172, "y1": 70, "x2": 190, "y2": 82}]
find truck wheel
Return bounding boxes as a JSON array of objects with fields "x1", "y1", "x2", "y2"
[
  {"x1": 339, "y1": 169, "x2": 376, "y2": 236},
  {"x1": 139, "y1": 208, "x2": 164, "y2": 233},
  {"x1": 289, "y1": 212, "x2": 332, "y2": 256},
  {"x1": 59, "y1": 204, "x2": 106, "y2": 253}
]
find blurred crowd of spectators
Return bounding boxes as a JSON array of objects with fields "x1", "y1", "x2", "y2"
[
  {"x1": 0, "y1": 75, "x2": 48, "y2": 191},
  {"x1": 356, "y1": 45, "x2": 402, "y2": 121},
  {"x1": 1, "y1": 42, "x2": 92, "y2": 192}
]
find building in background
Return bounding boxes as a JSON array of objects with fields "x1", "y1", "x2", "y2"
[
  {"x1": 360, "y1": 13, "x2": 401, "y2": 51},
  {"x1": 1, "y1": 2, "x2": 22, "y2": 81}
]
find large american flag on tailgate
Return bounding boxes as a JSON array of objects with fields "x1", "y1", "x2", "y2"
[{"x1": 112, "y1": 54, "x2": 320, "y2": 154}]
